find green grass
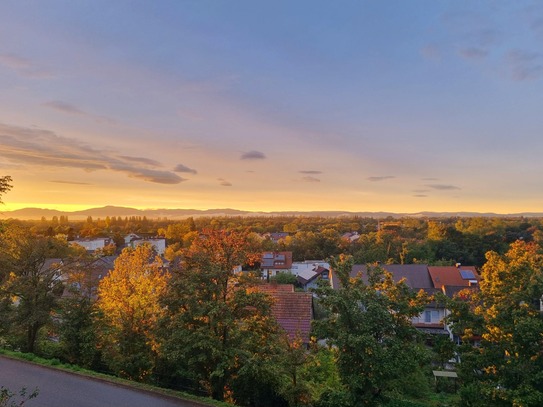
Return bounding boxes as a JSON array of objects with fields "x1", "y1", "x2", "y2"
[{"x1": 0, "y1": 348, "x2": 231, "y2": 407}]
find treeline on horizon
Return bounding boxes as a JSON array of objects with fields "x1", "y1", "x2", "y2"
[{"x1": 8, "y1": 214, "x2": 542, "y2": 267}]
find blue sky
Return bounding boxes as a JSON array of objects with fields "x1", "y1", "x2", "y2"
[{"x1": 1, "y1": 1, "x2": 542, "y2": 213}]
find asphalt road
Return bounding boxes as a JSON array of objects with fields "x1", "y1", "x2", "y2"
[{"x1": 0, "y1": 356, "x2": 204, "y2": 407}]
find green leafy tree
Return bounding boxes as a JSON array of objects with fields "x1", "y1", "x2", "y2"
[
  {"x1": 96, "y1": 244, "x2": 170, "y2": 381},
  {"x1": 0, "y1": 225, "x2": 68, "y2": 352},
  {"x1": 0, "y1": 175, "x2": 12, "y2": 205},
  {"x1": 449, "y1": 240, "x2": 543, "y2": 407},
  {"x1": 313, "y1": 255, "x2": 430, "y2": 406},
  {"x1": 57, "y1": 256, "x2": 104, "y2": 368},
  {"x1": 159, "y1": 229, "x2": 285, "y2": 403}
]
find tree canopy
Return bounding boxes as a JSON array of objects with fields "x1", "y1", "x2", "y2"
[
  {"x1": 96, "y1": 244, "x2": 170, "y2": 381},
  {"x1": 313, "y1": 255, "x2": 430, "y2": 406},
  {"x1": 448, "y1": 240, "x2": 543, "y2": 407}
]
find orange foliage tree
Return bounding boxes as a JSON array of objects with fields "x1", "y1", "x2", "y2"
[{"x1": 96, "y1": 243, "x2": 169, "y2": 381}]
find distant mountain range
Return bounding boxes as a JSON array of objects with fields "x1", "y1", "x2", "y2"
[{"x1": 1, "y1": 205, "x2": 542, "y2": 220}]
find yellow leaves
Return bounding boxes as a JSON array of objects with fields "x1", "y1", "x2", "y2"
[
  {"x1": 483, "y1": 365, "x2": 498, "y2": 375},
  {"x1": 97, "y1": 244, "x2": 170, "y2": 334}
]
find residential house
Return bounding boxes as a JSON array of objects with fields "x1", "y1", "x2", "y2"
[
  {"x1": 61, "y1": 255, "x2": 117, "y2": 299},
  {"x1": 292, "y1": 262, "x2": 330, "y2": 291},
  {"x1": 427, "y1": 265, "x2": 481, "y2": 341},
  {"x1": 341, "y1": 232, "x2": 360, "y2": 242},
  {"x1": 261, "y1": 251, "x2": 293, "y2": 280},
  {"x1": 124, "y1": 233, "x2": 140, "y2": 246},
  {"x1": 71, "y1": 238, "x2": 113, "y2": 253},
  {"x1": 257, "y1": 283, "x2": 313, "y2": 344},
  {"x1": 130, "y1": 238, "x2": 166, "y2": 255},
  {"x1": 262, "y1": 232, "x2": 289, "y2": 243},
  {"x1": 330, "y1": 263, "x2": 450, "y2": 335}
]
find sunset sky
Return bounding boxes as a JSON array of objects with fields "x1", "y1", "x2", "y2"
[{"x1": 1, "y1": 1, "x2": 543, "y2": 214}]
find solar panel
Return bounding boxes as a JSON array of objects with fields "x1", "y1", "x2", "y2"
[{"x1": 460, "y1": 270, "x2": 476, "y2": 280}]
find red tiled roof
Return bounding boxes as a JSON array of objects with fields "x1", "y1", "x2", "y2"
[
  {"x1": 257, "y1": 283, "x2": 295, "y2": 292},
  {"x1": 256, "y1": 284, "x2": 313, "y2": 343},
  {"x1": 428, "y1": 266, "x2": 480, "y2": 289}
]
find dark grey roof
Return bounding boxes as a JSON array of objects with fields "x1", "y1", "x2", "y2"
[{"x1": 331, "y1": 263, "x2": 433, "y2": 290}]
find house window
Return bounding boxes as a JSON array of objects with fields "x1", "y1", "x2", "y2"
[
  {"x1": 424, "y1": 310, "x2": 439, "y2": 323},
  {"x1": 424, "y1": 311, "x2": 432, "y2": 323}
]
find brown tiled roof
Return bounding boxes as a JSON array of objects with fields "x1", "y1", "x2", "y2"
[
  {"x1": 257, "y1": 283, "x2": 295, "y2": 292},
  {"x1": 256, "y1": 284, "x2": 313, "y2": 343},
  {"x1": 261, "y1": 251, "x2": 293, "y2": 270},
  {"x1": 428, "y1": 266, "x2": 480, "y2": 289}
]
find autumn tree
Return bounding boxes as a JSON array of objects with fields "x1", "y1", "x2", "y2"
[
  {"x1": 449, "y1": 240, "x2": 543, "y2": 406},
  {"x1": 96, "y1": 244, "x2": 169, "y2": 381},
  {"x1": 313, "y1": 255, "x2": 430, "y2": 406},
  {"x1": 159, "y1": 229, "x2": 286, "y2": 403}
]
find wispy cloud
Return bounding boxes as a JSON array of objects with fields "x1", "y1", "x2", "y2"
[
  {"x1": 218, "y1": 178, "x2": 232, "y2": 187},
  {"x1": 43, "y1": 100, "x2": 116, "y2": 124},
  {"x1": 302, "y1": 176, "x2": 320, "y2": 183},
  {"x1": 426, "y1": 184, "x2": 461, "y2": 190},
  {"x1": 299, "y1": 170, "x2": 322, "y2": 174},
  {"x1": 119, "y1": 156, "x2": 162, "y2": 167},
  {"x1": 458, "y1": 47, "x2": 488, "y2": 60},
  {"x1": 0, "y1": 123, "x2": 186, "y2": 184},
  {"x1": 50, "y1": 180, "x2": 92, "y2": 185},
  {"x1": 506, "y1": 49, "x2": 543, "y2": 81},
  {"x1": 43, "y1": 100, "x2": 85, "y2": 115},
  {"x1": 173, "y1": 164, "x2": 197, "y2": 174},
  {"x1": 413, "y1": 194, "x2": 428, "y2": 198},
  {"x1": 0, "y1": 53, "x2": 32, "y2": 70},
  {"x1": 240, "y1": 150, "x2": 266, "y2": 160},
  {"x1": 421, "y1": 177, "x2": 439, "y2": 181},
  {"x1": 367, "y1": 176, "x2": 395, "y2": 182},
  {"x1": 0, "y1": 53, "x2": 52, "y2": 78}
]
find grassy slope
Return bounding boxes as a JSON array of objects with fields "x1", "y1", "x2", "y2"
[{"x1": 0, "y1": 349, "x2": 231, "y2": 407}]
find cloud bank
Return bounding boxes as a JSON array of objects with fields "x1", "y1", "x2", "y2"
[{"x1": 0, "y1": 123, "x2": 185, "y2": 184}]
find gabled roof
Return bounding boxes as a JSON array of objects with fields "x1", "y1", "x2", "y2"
[
  {"x1": 332, "y1": 264, "x2": 433, "y2": 290},
  {"x1": 382, "y1": 264, "x2": 434, "y2": 289},
  {"x1": 257, "y1": 283, "x2": 295, "y2": 293},
  {"x1": 261, "y1": 251, "x2": 293, "y2": 269},
  {"x1": 256, "y1": 283, "x2": 313, "y2": 343},
  {"x1": 428, "y1": 266, "x2": 480, "y2": 289},
  {"x1": 297, "y1": 266, "x2": 330, "y2": 285}
]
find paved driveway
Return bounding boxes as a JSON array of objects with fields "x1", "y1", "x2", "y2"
[{"x1": 0, "y1": 356, "x2": 205, "y2": 407}]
